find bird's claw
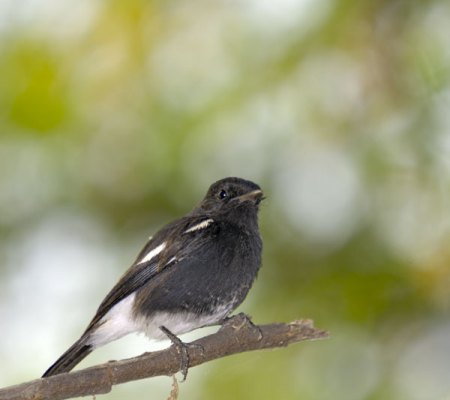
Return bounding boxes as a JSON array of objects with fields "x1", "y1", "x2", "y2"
[
  {"x1": 220, "y1": 313, "x2": 263, "y2": 340},
  {"x1": 160, "y1": 326, "x2": 204, "y2": 381}
]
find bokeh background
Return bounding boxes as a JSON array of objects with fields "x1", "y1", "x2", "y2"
[{"x1": 1, "y1": 0, "x2": 450, "y2": 399}]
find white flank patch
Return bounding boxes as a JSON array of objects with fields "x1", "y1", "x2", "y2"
[
  {"x1": 136, "y1": 304, "x2": 232, "y2": 340},
  {"x1": 137, "y1": 242, "x2": 166, "y2": 265},
  {"x1": 88, "y1": 293, "x2": 137, "y2": 348},
  {"x1": 184, "y1": 219, "x2": 214, "y2": 233}
]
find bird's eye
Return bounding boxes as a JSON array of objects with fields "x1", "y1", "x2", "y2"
[{"x1": 219, "y1": 189, "x2": 228, "y2": 199}]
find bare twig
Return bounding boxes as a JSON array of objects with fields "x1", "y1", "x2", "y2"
[
  {"x1": 167, "y1": 375, "x2": 179, "y2": 400},
  {"x1": 0, "y1": 314, "x2": 328, "y2": 400}
]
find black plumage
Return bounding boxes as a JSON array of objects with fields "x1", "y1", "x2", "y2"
[{"x1": 43, "y1": 177, "x2": 263, "y2": 377}]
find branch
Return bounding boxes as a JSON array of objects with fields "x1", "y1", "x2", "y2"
[{"x1": 0, "y1": 315, "x2": 328, "y2": 400}]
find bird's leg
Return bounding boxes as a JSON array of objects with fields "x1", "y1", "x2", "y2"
[
  {"x1": 160, "y1": 326, "x2": 204, "y2": 381},
  {"x1": 160, "y1": 326, "x2": 190, "y2": 381}
]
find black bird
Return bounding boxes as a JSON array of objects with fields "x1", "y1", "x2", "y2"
[{"x1": 43, "y1": 177, "x2": 264, "y2": 377}]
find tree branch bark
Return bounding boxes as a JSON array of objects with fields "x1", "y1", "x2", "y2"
[{"x1": 0, "y1": 315, "x2": 328, "y2": 400}]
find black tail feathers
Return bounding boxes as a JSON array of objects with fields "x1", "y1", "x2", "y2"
[{"x1": 42, "y1": 338, "x2": 93, "y2": 377}]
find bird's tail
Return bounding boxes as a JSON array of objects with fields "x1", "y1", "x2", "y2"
[{"x1": 42, "y1": 337, "x2": 93, "y2": 377}]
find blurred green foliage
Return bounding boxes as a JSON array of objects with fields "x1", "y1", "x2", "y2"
[{"x1": 1, "y1": 0, "x2": 450, "y2": 399}]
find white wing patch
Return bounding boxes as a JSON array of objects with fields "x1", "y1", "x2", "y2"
[
  {"x1": 184, "y1": 219, "x2": 214, "y2": 233},
  {"x1": 137, "y1": 242, "x2": 166, "y2": 265}
]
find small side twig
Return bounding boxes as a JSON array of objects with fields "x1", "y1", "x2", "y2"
[{"x1": 167, "y1": 375, "x2": 179, "y2": 400}]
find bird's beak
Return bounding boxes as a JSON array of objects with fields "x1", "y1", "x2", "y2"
[{"x1": 235, "y1": 190, "x2": 264, "y2": 204}]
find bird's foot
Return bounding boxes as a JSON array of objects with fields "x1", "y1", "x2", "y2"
[
  {"x1": 220, "y1": 312, "x2": 263, "y2": 341},
  {"x1": 160, "y1": 326, "x2": 204, "y2": 381}
]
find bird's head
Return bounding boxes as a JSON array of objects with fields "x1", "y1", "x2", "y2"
[{"x1": 195, "y1": 177, "x2": 264, "y2": 221}]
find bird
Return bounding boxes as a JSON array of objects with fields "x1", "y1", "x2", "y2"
[{"x1": 42, "y1": 177, "x2": 264, "y2": 378}]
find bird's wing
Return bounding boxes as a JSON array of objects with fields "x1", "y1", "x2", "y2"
[
  {"x1": 83, "y1": 246, "x2": 168, "y2": 332},
  {"x1": 83, "y1": 216, "x2": 215, "y2": 332}
]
